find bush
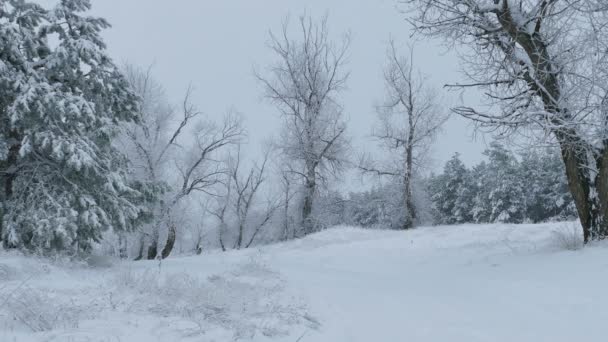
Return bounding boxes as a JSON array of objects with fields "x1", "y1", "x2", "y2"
[
  {"x1": 112, "y1": 258, "x2": 315, "y2": 339},
  {"x1": 2, "y1": 287, "x2": 89, "y2": 332},
  {"x1": 551, "y1": 222, "x2": 584, "y2": 251}
]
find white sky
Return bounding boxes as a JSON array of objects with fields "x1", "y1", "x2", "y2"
[{"x1": 78, "y1": 1, "x2": 492, "y2": 187}]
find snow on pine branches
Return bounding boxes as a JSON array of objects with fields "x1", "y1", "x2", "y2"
[{"x1": 0, "y1": 0, "x2": 159, "y2": 254}]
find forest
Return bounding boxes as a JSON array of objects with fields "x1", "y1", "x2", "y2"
[{"x1": 2, "y1": 1, "x2": 608, "y2": 341}]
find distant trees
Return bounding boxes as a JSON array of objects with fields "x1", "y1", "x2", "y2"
[
  {"x1": 403, "y1": 0, "x2": 608, "y2": 242},
  {"x1": 0, "y1": 0, "x2": 157, "y2": 254},
  {"x1": 428, "y1": 153, "x2": 474, "y2": 224},
  {"x1": 343, "y1": 183, "x2": 406, "y2": 229},
  {"x1": 0, "y1": 1, "x2": 588, "y2": 258},
  {"x1": 520, "y1": 149, "x2": 575, "y2": 223},
  {"x1": 359, "y1": 41, "x2": 448, "y2": 229},
  {"x1": 256, "y1": 14, "x2": 350, "y2": 236},
  {"x1": 210, "y1": 146, "x2": 279, "y2": 251},
  {"x1": 428, "y1": 143, "x2": 576, "y2": 225}
]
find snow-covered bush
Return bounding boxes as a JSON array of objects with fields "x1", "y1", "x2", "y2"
[
  {"x1": 2, "y1": 287, "x2": 92, "y2": 332},
  {"x1": 112, "y1": 259, "x2": 316, "y2": 339},
  {"x1": 551, "y1": 223, "x2": 584, "y2": 251}
]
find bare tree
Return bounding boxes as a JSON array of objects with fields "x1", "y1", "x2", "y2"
[
  {"x1": 402, "y1": 0, "x2": 608, "y2": 242},
  {"x1": 359, "y1": 41, "x2": 448, "y2": 229},
  {"x1": 123, "y1": 65, "x2": 243, "y2": 259},
  {"x1": 256, "y1": 14, "x2": 351, "y2": 234},
  {"x1": 279, "y1": 169, "x2": 298, "y2": 240},
  {"x1": 209, "y1": 145, "x2": 279, "y2": 250},
  {"x1": 208, "y1": 172, "x2": 231, "y2": 252},
  {"x1": 193, "y1": 201, "x2": 209, "y2": 255}
]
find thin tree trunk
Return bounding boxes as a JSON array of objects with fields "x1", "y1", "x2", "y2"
[
  {"x1": 235, "y1": 222, "x2": 244, "y2": 249},
  {"x1": 301, "y1": 177, "x2": 316, "y2": 235},
  {"x1": 118, "y1": 233, "x2": 128, "y2": 259},
  {"x1": 283, "y1": 179, "x2": 291, "y2": 241},
  {"x1": 1, "y1": 132, "x2": 20, "y2": 246},
  {"x1": 403, "y1": 158, "x2": 415, "y2": 229},
  {"x1": 403, "y1": 109, "x2": 416, "y2": 230},
  {"x1": 195, "y1": 235, "x2": 203, "y2": 255},
  {"x1": 218, "y1": 222, "x2": 227, "y2": 252},
  {"x1": 134, "y1": 234, "x2": 145, "y2": 260},
  {"x1": 145, "y1": 223, "x2": 159, "y2": 259}
]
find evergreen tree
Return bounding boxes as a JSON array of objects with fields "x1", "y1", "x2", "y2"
[
  {"x1": 483, "y1": 143, "x2": 525, "y2": 223},
  {"x1": 428, "y1": 143, "x2": 576, "y2": 225},
  {"x1": 470, "y1": 161, "x2": 492, "y2": 223},
  {"x1": 520, "y1": 148, "x2": 576, "y2": 222},
  {"x1": 0, "y1": 0, "x2": 155, "y2": 253},
  {"x1": 429, "y1": 153, "x2": 473, "y2": 224}
]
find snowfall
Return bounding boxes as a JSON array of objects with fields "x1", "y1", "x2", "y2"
[{"x1": 1, "y1": 222, "x2": 606, "y2": 342}]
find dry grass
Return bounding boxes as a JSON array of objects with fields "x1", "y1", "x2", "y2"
[{"x1": 550, "y1": 222, "x2": 584, "y2": 251}]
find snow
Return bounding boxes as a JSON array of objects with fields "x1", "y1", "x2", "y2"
[{"x1": 2, "y1": 222, "x2": 607, "y2": 341}]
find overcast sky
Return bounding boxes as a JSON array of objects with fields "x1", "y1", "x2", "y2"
[{"x1": 84, "y1": 0, "x2": 490, "y2": 183}]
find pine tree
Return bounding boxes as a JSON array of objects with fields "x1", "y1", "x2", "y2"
[
  {"x1": 483, "y1": 143, "x2": 525, "y2": 224},
  {"x1": 429, "y1": 153, "x2": 473, "y2": 224},
  {"x1": 470, "y1": 161, "x2": 492, "y2": 223},
  {"x1": 0, "y1": 0, "x2": 155, "y2": 254},
  {"x1": 520, "y1": 148, "x2": 576, "y2": 222}
]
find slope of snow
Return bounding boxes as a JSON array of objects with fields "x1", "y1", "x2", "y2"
[{"x1": 1, "y1": 222, "x2": 607, "y2": 341}]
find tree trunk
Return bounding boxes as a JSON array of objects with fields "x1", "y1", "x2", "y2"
[
  {"x1": 403, "y1": 119, "x2": 416, "y2": 230},
  {"x1": 403, "y1": 172, "x2": 415, "y2": 229},
  {"x1": 134, "y1": 234, "x2": 145, "y2": 260},
  {"x1": 118, "y1": 233, "x2": 128, "y2": 259},
  {"x1": 301, "y1": 178, "x2": 315, "y2": 235},
  {"x1": 160, "y1": 224, "x2": 176, "y2": 259},
  {"x1": 195, "y1": 238, "x2": 203, "y2": 255},
  {"x1": 218, "y1": 222, "x2": 227, "y2": 252},
  {"x1": 146, "y1": 239, "x2": 158, "y2": 259},
  {"x1": 282, "y1": 177, "x2": 291, "y2": 241},
  {"x1": 556, "y1": 133, "x2": 608, "y2": 243},
  {"x1": 235, "y1": 222, "x2": 244, "y2": 249},
  {"x1": 1, "y1": 132, "x2": 20, "y2": 246}
]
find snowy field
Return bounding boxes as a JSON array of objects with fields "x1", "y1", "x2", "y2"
[{"x1": 1, "y1": 222, "x2": 607, "y2": 342}]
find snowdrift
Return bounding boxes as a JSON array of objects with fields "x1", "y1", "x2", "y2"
[{"x1": 1, "y1": 222, "x2": 607, "y2": 341}]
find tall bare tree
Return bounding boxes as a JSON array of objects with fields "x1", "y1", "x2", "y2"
[
  {"x1": 123, "y1": 65, "x2": 243, "y2": 259},
  {"x1": 359, "y1": 41, "x2": 448, "y2": 229},
  {"x1": 402, "y1": 0, "x2": 608, "y2": 242},
  {"x1": 256, "y1": 14, "x2": 350, "y2": 234}
]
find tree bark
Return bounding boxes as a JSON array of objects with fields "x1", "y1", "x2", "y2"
[
  {"x1": 134, "y1": 234, "x2": 145, "y2": 260},
  {"x1": 1, "y1": 131, "x2": 21, "y2": 247},
  {"x1": 403, "y1": 146, "x2": 416, "y2": 230},
  {"x1": 235, "y1": 221, "x2": 244, "y2": 250},
  {"x1": 282, "y1": 178, "x2": 291, "y2": 241},
  {"x1": 146, "y1": 239, "x2": 158, "y2": 259},
  {"x1": 218, "y1": 222, "x2": 227, "y2": 252},
  {"x1": 301, "y1": 177, "x2": 316, "y2": 235},
  {"x1": 557, "y1": 136, "x2": 608, "y2": 243},
  {"x1": 403, "y1": 97, "x2": 416, "y2": 230},
  {"x1": 118, "y1": 233, "x2": 128, "y2": 259},
  {"x1": 160, "y1": 224, "x2": 176, "y2": 259}
]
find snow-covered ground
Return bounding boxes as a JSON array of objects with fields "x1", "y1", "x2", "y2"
[{"x1": 1, "y1": 222, "x2": 607, "y2": 341}]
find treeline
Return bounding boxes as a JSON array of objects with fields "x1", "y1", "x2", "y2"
[
  {"x1": 428, "y1": 142, "x2": 576, "y2": 225},
  {"x1": 309, "y1": 142, "x2": 576, "y2": 230},
  {"x1": 0, "y1": 1, "x2": 586, "y2": 258}
]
